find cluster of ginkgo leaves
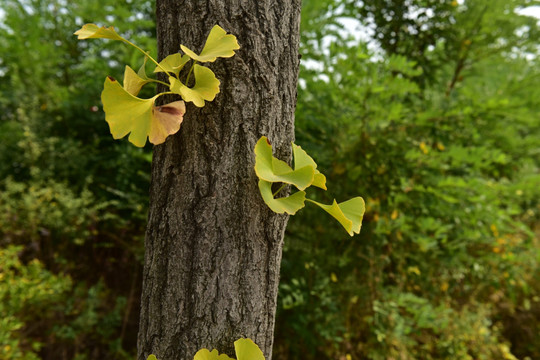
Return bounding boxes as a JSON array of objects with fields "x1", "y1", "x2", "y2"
[
  {"x1": 254, "y1": 137, "x2": 365, "y2": 236},
  {"x1": 74, "y1": 23, "x2": 240, "y2": 147},
  {"x1": 74, "y1": 24, "x2": 364, "y2": 235},
  {"x1": 146, "y1": 338, "x2": 265, "y2": 360}
]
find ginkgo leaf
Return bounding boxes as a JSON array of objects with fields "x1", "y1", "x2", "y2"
[
  {"x1": 123, "y1": 65, "x2": 151, "y2": 96},
  {"x1": 193, "y1": 349, "x2": 234, "y2": 360},
  {"x1": 308, "y1": 197, "x2": 366, "y2": 236},
  {"x1": 181, "y1": 25, "x2": 240, "y2": 63},
  {"x1": 74, "y1": 23, "x2": 124, "y2": 41},
  {"x1": 101, "y1": 76, "x2": 185, "y2": 147},
  {"x1": 234, "y1": 338, "x2": 265, "y2": 360},
  {"x1": 254, "y1": 136, "x2": 314, "y2": 190},
  {"x1": 169, "y1": 65, "x2": 220, "y2": 107},
  {"x1": 151, "y1": 101, "x2": 186, "y2": 145},
  {"x1": 138, "y1": 54, "x2": 150, "y2": 80},
  {"x1": 292, "y1": 143, "x2": 327, "y2": 190},
  {"x1": 154, "y1": 53, "x2": 190, "y2": 75},
  {"x1": 338, "y1": 197, "x2": 366, "y2": 234},
  {"x1": 146, "y1": 356, "x2": 158, "y2": 360},
  {"x1": 258, "y1": 180, "x2": 306, "y2": 215}
]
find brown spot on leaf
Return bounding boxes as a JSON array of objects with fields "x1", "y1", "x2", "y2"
[
  {"x1": 108, "y1": 76, "x2": 116, "y2": 82},
  {"x1": 156, "y1": 105, "x2": 183, "y2": 116}
]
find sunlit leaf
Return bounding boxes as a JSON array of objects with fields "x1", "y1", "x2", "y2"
[
  {"x1": 74, "y1": 23, "x2": 123, "y2": 41},
  {"x1": 138, "y1": 54, "x2": 150, "y2": 80},
  {"x1": 123, "y1": 65, "x2": 151, "y2": 96},
  {"x1": 151, "y1": 101, "x2": 186, "y2": 145},
  {"x1": 181, "y1": 25, "x2": 240, "y2": 63},
  {"x1": 254, "y1": 136, "x2": 314, "y2": 190},
  {"x1": 193, "y1": 348, "x2": 234, "y2": 360},
  {"x1": 101, "y1": 77, "x2": 185, "y2": 147},
  {"x1": 154, "y1": 53, "x2": 190, "y2": 75},
  {"x1": 258, "y1": 180, "x2": 306, "y2": 215},
  {"x1": 292, "y1": 143, "x2": 327, "y2": 190},
  {"x1": 234, "y1": 338, "x2": 265, "y2": 360},
  {"x1": 308, "y1": 197, "x2": 365, "y2": 236},
  {"x1": 169, "y1": 65, "x2": 220, "y2": 107},
  {"x1": 146, "y1": 355, "x2": 158, "y2": 360}
]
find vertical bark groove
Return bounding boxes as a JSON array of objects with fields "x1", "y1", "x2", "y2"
[{"x1": 137, "y1": 1, "x2": 301, "y2": 359}]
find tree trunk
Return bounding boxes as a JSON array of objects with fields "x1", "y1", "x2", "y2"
[{"x1": 137, "y1": 1, "x2": 302, "y2": 360}]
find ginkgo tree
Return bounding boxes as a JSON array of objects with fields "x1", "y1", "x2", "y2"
[
  {"x1": 74, "y1": 23, "x2": 240, "y2": 147},
  {"x1": 75, "y1": 14, "x2": 365, "y2": 359}
]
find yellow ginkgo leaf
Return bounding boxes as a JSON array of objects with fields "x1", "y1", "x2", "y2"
[
  {"x1": 258, "y1": 180, "x2": 306, "y2": 215},
  {"x1": 181, "y1": 25, "x2": 240, "y2": 63},
  {"x1": 137, "y1": 54, "x2": 151, "y2": 80},
  {"x1": 292, "y1": 143, "x2": 327, "y2": 190},
  {"x1": 154, "y1": 53, "x2": 191, "y2": 75},
  {"x1": 169, "y1": 65, "x2": 220, "y2": 107},
  {"x1": 101, "y1": 77, "x2": 185, "y2": 147},
  {"x1": 74, "y1": 23, "x2": 124, "y2": 41},
  {"x1": 254, "y1": 137, "x2": 315, "y2": 191},
  {"x1": 151, "y1": 101, "x2": 186, "y2": 145},
  {"x1": 234, "y1": 338, "x2": 266, "y2": 360},
  {"x1": 123, "y1": 65, "x2": 151, "y2": 96},
  {"x1": 193, "y1": 349, "x2": 234, "y2": 360},
  {"x1": 308, "y1": 197, "x2": 365, "y2": 236}
]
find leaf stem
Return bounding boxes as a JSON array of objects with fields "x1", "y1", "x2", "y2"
[
  {"x1": 149, "y1": 78, "x2": 170, "y2": 87},
  {"x1": 155, "y1": 91, "x2": 177, "y2": 99},
  {"x1": 121, "y1": 39, "x2": 170, "y2": 75},
  {"x1": 185, "y1": 61, "x2": 197, "y2": 85},
  {"x1": 273, "y1": 184, "x2": 286, "y2": 197}
]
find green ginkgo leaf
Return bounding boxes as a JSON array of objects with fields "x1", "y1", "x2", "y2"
[
  {"x1": 101, "y1": 76, "x2": 185, "y2": 147},
  {"x1": 146, "y1": 355, "x2": 158, "y2": 360},
  {"x1": 193, "y1": 349, "x2": 234, "y2": 360},
  {"x1": 74, "y1": 23, "x2": 124, "y2": 41},
  {"x1": 181, "y1": 25, "x2": 240, "y2": 63},
  {"x1": 154, "y1": 53, "x2": 191, "y2": 75},
  {"x1": 258, "y1": 180, "x2": 306, "y2": 215},
  {"x1": 292, "y1": 143, "x2": 327, "y2": 190},
  {"x1": 123, "y1": 65, "x2": 151, "y2": 96},
  {"x1": 234, "y1": 338, "x2": 265, "y2": 360},
  {"x1": 169, "y1": 65, "x2": 220, "y2": 107},
  {"x1": 308, "y1": 197, "x2": 366, "y2": 236},
  {"x1": 254, "y1": 137, "x2": 315, "y2": 190},
  {"x1": 138, "y1": 54, "x2": 150, "y2": 80}
]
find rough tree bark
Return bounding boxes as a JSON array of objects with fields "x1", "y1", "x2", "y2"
[{"x1": 137, "y1": 1, "x2": 302, "y2": 360}]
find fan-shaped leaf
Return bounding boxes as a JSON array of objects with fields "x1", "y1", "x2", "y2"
[
  {"x1": 138, "y1": 54, "x2": 150, "y2": 80},
  {"x1": 74, "y1": 23, "x2": 123, "y2": 41},
  {"x1": 254, "y1": 137, "x2": 315, "y2": 190},
  {"x1": 292, "y1": 143, "x2": 327, "y2": 190},
  {"x1": 234, "y1": 338, "x2": 266, "y2": 360},
  {"x1": 123, "y1": 65, "x2": 151, "y2": 96},
  {"x1": 308, "y1": 197, "x2": 365, "y2": 236},
  {"x1": 169, "y1": 65, "x2": 220, "y2": 107},
  {"x1": 154, "y1": 53, "x2": 190, "y2": 75},
  {"x1": 101, "y1": 77, "x2": 185, "y2": 147},
  {"x1": 258, "y1": 180, "x2": 306, "y2": 215},
  {"x1": 193, "y1": 349, "x2": 233, "y2": 360},
  {"x1": 181, "y1": 25, "x2": 240, "y2": 63},
  {"x1": 151, "y1": 101, "x2": 186, "y2": 145}
]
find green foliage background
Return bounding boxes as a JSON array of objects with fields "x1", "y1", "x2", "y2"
[{"x1": 0, "y1": 0, "x2": 539, "y2": 359}]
